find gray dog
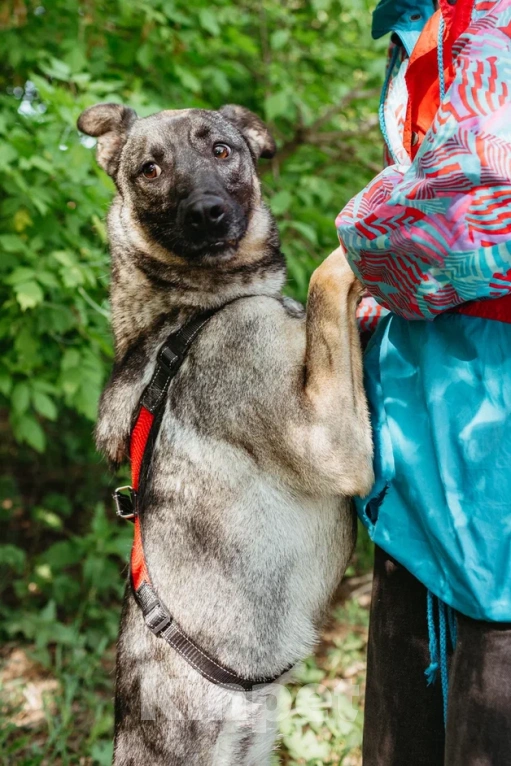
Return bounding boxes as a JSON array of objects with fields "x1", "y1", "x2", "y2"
[{"x1": 78, "y1": 102, "x2": 373, "y2": 765}]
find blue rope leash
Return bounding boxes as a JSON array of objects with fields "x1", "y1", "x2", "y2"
[
  {"x1": 425, "y1": 590, "x2": 439, "y2": 685},
  {"x1": 438, "y1": 599, "x2": 449, "y2": 724},
  {"x1": 425, "y1": 592, "x2": 458, "y2": 726},
  {"x1": 379, "y1": 43, "x2": 401, "y2": 164},
  {"x1": 437, "y1": 15, "x2": 446, "y2": 101},
  {"x1": 424, "y1": 13, "x2": 455, "y2": 727},
  {"x1": 447, "y1": 604, "x2": 458, "y2": 648}
]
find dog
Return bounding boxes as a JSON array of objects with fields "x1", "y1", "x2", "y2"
[{"x1": 77, "y1": 102, "x2": 373, "y2": 765}]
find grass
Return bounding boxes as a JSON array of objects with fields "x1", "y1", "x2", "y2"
[
  {"x1": 0, "y1": 641, "x2": 116, "y2": 765},
  {"x1": 0, "y1": 577, "x2": 371, "y2": 766}
]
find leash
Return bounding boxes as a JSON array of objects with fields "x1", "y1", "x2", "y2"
[{"x1": 113, "y1": 303, "x2": 292, "y2": 692}]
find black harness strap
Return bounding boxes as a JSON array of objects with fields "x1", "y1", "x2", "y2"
[
  {"x1": 140, "y1": 308, "x2": 218, "y2": 413},
  {"x1": 119, "y1": 302, "x2": 293, "y2": 692},
  {"x1": 135, "y1": 581, "x2": 289, "y2": 691}
]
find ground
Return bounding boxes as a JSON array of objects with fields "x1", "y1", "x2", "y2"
[{"x1": 0, "y1": 572, "x2": 372, "y2": 766}]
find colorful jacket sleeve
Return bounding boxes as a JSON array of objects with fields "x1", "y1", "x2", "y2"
[{"x1": 338, "y1": 0, "x2": 511, "y2": 321}]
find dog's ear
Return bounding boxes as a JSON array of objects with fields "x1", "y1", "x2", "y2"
[
  {"x1": 77, "y1": 103, "x2": 137, "y2": 177},
  {"x1": 219, "y1": 104, "x2": 276, "y2": 161}
]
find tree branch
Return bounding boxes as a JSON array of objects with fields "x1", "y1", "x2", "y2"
[{"x1": 274, "y1": 87, "x2": 380, "y2": 167}]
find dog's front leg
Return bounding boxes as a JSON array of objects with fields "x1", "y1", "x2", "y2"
[{"x1": 301, "y1": 244, "x2": 374, "y2": 497}]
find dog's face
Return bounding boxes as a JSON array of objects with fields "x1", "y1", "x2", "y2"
[{"x1": 78, "y1": 104, "x2": 276, "y2": 261}]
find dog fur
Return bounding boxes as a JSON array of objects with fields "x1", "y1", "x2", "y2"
[{"x1": 78, "y1": 102, "x2": 373, "y2": 765}]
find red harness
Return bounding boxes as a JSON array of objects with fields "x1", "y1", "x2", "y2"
[
  {"x1": 113, "y1": 303, "x2": 292, "y2": 691},
  {"x1": 130, "y1": 407, "x2": 153, "y2": 591}
]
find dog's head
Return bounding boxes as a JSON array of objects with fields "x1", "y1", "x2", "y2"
[{"x1": 78, "y1": 104, "x2": 276, "y2": 262}]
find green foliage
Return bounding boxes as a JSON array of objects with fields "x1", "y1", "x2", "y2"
[
  {"x1": 0, "y1": 0, "x2": 379, "y2": 762},
  {"x1": 275, "y1": 597, "x2": 369, "y2": 765},
  {"x1": 0, "y1": 494, "x2": 131, "y2": 764},
  {"x1": 0, "y1": 0, "x2": 383, "y2": 453}
]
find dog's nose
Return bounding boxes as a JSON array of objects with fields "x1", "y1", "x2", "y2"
[{"x1": 185, "y1": 195, "x2": 227, "y2": 231}]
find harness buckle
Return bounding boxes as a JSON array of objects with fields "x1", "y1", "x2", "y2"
[
  {"x1": 145, "y1": 602, "x2": 172, "y2": 635},
  {"x1": 113, "y1": 486, "x2": 138, "y2": 521},
  {"x1": 157, "y1": 345, "x2": 180, "y2": 374}
]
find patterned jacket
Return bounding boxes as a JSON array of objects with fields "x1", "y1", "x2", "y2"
[{"x1": 337, "y1": 0, "x2": 511, "y2": 326}]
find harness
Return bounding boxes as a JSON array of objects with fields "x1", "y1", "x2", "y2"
[{"x1": 113, "y1": 303, "x2": 291, "y2": 692}]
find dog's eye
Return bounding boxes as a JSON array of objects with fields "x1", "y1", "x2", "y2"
[
  {"x1": 142, "y1": 162, "x2": 161, "y2": 179},
  {"x1": 213, "y1": 144, "x2": 231, "y2": 160}
]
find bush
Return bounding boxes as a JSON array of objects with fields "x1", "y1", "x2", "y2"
[{"x1": 0, "y1": 1, "x2": 380, "y2": 761}]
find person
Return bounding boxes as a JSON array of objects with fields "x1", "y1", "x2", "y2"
[{"x1": 336, "y1": 0, "x2": 511, "y2": 763}]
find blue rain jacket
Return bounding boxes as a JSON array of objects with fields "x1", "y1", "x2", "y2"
[{"x1": 358, "y1": 312, "x2": 511, "y2": 621}]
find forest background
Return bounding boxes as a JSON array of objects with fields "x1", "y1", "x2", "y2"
[{"x1": 0, "y1": 1, "x2": 384, "y2": 762}]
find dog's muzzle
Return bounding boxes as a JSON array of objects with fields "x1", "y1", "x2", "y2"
[{"x1": 181, "y1": 193, "x2": 231, "y2": 240}]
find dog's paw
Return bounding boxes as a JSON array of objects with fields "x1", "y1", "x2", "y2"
[{"x1": 310, "y1": 244, "x2": 356, "y2": 294}]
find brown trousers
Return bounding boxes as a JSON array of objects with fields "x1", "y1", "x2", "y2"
[{"x1": 363, "y1": 546, "x2": 511, "y2": 766}]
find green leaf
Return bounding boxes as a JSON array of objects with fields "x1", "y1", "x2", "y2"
[
  {"x1": 13, "y1": 208, "x2": 33, "y2": 232},
  {"x1": 40, "y1": 541, "x2": 79, "y2": 569},
  {"x1": 33, "y1": 508, "x2": 63, "y2": 530},
  {"x1": 61, "y1": 366, "x2": 81, "y2": 396},
  {"x1": 0, "y1": 372, "x2": 13, "y2": 396},
  {"x1": 174, "y1": 65, "x2": 201, "y2": 94},
  {"x1": 289, "y1": 221, "x2": 318, "y2": 245},
  {"x1": 14, "y1": 327, "x2": 40, "y2": 368},
  {"x1": 61, "y1": 348, "x2": 81, "y2": 371},
  {"x1": 91, "y1": 214, "x2": 108, "y2": 243},
  {"x1": 41, "y1": 57, "x2": 72, "y2": 81},
  {"x1": 0, "y1": 142, "x2": 18, "y2": 168},
  {"x1": 284, "y1": 728, "x2": 330, "y2": 762},
  {"x1": 90, "y1": 742, "x2": 114, "y2": 766},
  {"x1": 36, "y1": 270, "x2": 59, "y2": 288},
  {"x1": 40, "y1": 599, "x2": 57, "y2": 622},
  {"x1": 25, "y1": 155, "x2": 54, "y2": 174},
  {"x1": 270, "y1": 29, "x2": 290, "y2": 50},
  {"x1": 294, "y1": 663, "x2": 327, "y2": 684},
  {"x1": 0, "y1": 235, "x2": 24, "y2": 254},
  {"x1": 14, "y1": 414, "x2": 46, "y2": 452},
  {"x1": 52, "y1": 250, "x2": 75, "y2": 267},
  {"x1": 5, "y1": 267, "x2": 35, "y2": 284},
  {"x1": 270, "y1": 190, "x2": 292, "y2": 215},
  {"x1": 199, "y1": 8, "x2": 221, "y2": 35},
  {"x1": 74, "y1": 380, "x2": 101, "y2": 420},
  {"x1": 295, "y1": 686, "x2": 327, "y2": 726},
  {"x1": 13, "y1": 280, "x2": 44, "y2": 310},
  {"x1": 136, "y1": 43, "x2": 153, "y2": 69},
  {"x1": 32, "y1": 391, "x2": 58, "y2": 421},
  {"x1": 11, "y1": 381, "x2": 30, "y2": 414},
  {"x1": 0, "y1": 544, "x2": 26, "y2": 573}
]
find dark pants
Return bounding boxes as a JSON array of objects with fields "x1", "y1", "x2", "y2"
[{"x1": 363, "y1": 546, "x2": 511, "y2": 766}]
